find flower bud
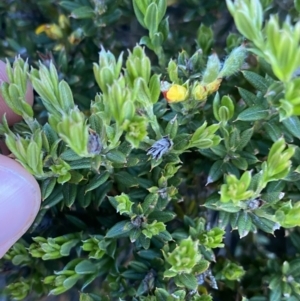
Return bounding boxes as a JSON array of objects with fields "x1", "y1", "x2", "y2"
[
  {"x1": 206, "y1": 78, "x2": 222, "y2": 94},
  {"x1": 192, "y1": 84, "x2": 208, "y2": 101},
  {"x1": 58, "y1": 14, "x2": 70, "y2": 29}
]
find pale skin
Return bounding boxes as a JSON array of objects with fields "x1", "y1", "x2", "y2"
[{"x1": 0, "y1": 60, "x2": 41, "y2": 258}]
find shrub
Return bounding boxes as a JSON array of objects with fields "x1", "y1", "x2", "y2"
[{"x1": 1, "y1": 0, "x2": 300, "y2": 300}]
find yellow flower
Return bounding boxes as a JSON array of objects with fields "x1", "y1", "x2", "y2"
[
  {"x1": 165, "y1": 84, "x2": 188, "y2": 103},
  {"x1": 35, "y1": 24, "x2": 63, "y2": 40},
  {"x1": 192, "y1": 84, "x2": 208, "y2": 101}
]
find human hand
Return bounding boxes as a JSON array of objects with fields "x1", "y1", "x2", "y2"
[{"x1": 0, "y1": 60, "x2": 41, "y2": 258}]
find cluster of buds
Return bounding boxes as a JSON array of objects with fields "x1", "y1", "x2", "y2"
[
  {"x1": 82, "y1": 235, "x2": 106, "y2": 259},
  {"x1": 222, "y1": 261, "x2": 245, "y2": 281},
  {"x1": 261, "y1": 137, "x2": 295, "y2": 184},
  {"x1": 5, "y1": 281, "x2": 30, "y2": 300},
  {"x1": 198, "y1": 227, "x2": 225, "y2": 249},
  {"x1": 163, "y1": 237, "x2": 202, "y2": 277},
  {"x1": 275, "y1": 201, "x2": 300, "y2": 228},
  {"x1": 220, "y1": 170, "x2": 254, "y2": 203},
  {"x1": 192, "y1": 78, "x2": 222, "y2": 102},
  {"x1": 28, "y1": 233, "x2": 81, "y2": 260},
  {"x1": 43, "y1": 269, "x2": 82, "y2": 295},
  {"x1": 44, "y1": 259, "x2": 97, "y2": 295},
  {"x1": 3, "y1": 242, "x2": 31, "y2": 265},
  {"x1": 162, "y1": 44, "x2": 247, "y2": 104}
]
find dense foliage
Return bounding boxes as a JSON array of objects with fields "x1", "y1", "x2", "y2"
[{"x1": 1, "y1": 0, "x2": 300, "y2": 300}]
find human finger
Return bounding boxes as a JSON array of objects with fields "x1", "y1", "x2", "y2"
[{"x1": 0, "y1": 154, "x2": 41, "y2": 258}]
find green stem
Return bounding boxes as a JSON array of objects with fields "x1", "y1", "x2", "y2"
[{"x1": 155, "y1": 46, "x2": 166, "y2": 69}]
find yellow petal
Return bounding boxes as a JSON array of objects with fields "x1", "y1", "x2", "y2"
[
  {"x1": 35, "y1": 24, "x2": 48, "y2": 35},
  {"x1": 165, "y1": 84, "x2": 188, "y2": 103},
  {"x1": 47, "y1": 24, "x2": 63, "y2": 40}
]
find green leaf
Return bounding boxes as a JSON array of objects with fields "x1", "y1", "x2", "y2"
[
  {"x1": 237, "y1": 105, "x2": 269, "y2": 121},
  {"x1": 141, "y1": 193, "x2": 158, "y2": 215},
  {"x1": 41, "y1": 178, "x2": 56, "y2": 200},
  {"x1": 152, "y1": 32, "x2": 164, "y2": 48},
  {"x1": 50, "y1": 286, "x2": 69, "y2": 295},
  {"x1": 65, "y1": 215, "x2": 87, "y2": 230},
  {"x1": 60, "y1": 239, "x2": 80, "y2": 256},
  {"x1": 263, "y1": 122, "x2": 282, "y2": 142},
  {"x1": 138, "y1": 234, "x2": 151, "y2": 249},
  {"x1": 269, "y1": 286, "x2": 282, "y2": 301},
  {"x1": 75, "y1": 260, "x2": 97, "y2": 275},
  {"x1": 251, "y1": 214, "x2": 280, "y2": 234},
  {"x1": 68, "y1": 158, "x2": 92, "y2": 169},
  {"x1": 60, "y1": 149, "x2": 82, "y2": 161},
  {"x1": 62, "y1": 183, "x2": 77, "y2": 207},
  {"x1": 147, "y1": 211, "x2": 176, "y2": 222},
  {"x1": 282, "y1": 116, "x2": 300, "y2": 139},
  {"x1": 105, "y1": 221, "x2": 134, "y2": 238},
  {"x1": 237, "y1": 211, "x2": 252, "y2": 238},
  {"x1": 42, "y1": 186, "x2": 63, "y2": 209},
  {"x1": 58, "y1": 80, "x2": 74, "y2": 112},
  {"x1": 237, "y1": 128, "x2": 253, "y2": 150},
  {"x1": 106, "y1": 150, "x2": 127, "y2": 164},
  {"x1": 158, "y1": 16, "x2": 169, "y2": 41},
  {"x1": 173, "y1": 133, "x2": 191, "y2": 151},
  {"x1": 242, "y1": 71, "x2": 269, "y2": 94},
  {"x1": 59, "y1": 1, "x2": 81, "y2": 11},
  {"x1": 260, "y1": 191, "x2": 284, "y2": 204},
  {"x1": 175, "y1": 273, "x2": 198, "y2": 290},
  {"x1": 132, "y1": 1, "x2": 146, "y2": 28},
  {"x1": 289, "y1": 258, "x2": 300, "y2": 276},
  {"x1": 139, "y1": 36, "x2": 154, "y2": 50},
  {"x1": 156, "y1": 0, "x2": 167, "y2": 24},
  {"x1": 114, "y1": 171, "x2": 139, "y2": 187},
  {"x1": 207, "y1": 160, "x2": 223, "y2": 184},
  {"x1": 121, "y1": 270, "x2": 145, "y2": 280},
  {"x1": 238, "y1": 87, "x2": 260, "y2": 106},
  {"x1": 211, "y1": 144, "x2": 227, "y2": 157},
  {"x1": 85, "y1": 171, "x2": 110, "y2": 193},
  {"x1": 133, "y1": 0, "x2": 148, "y2": 15},
  {"x1": 144, "y1": 3, "x2": 159, "y2": 37},
  {"x1": 79, "y1": 292, "x2": 95, "y2": 301},
  {"x1": 295, "y1": 0, "x2": 300, "y2": 12},
  {"x1": 71, "y1": 6, "x2": 95, "y2": 19},
  {"x1": 232, "y1": 157, "x2": 248, "y2": 170},
  {"x1": 218, "y1": 211, "x2": 231, "y2": 228},
  {"x1": 130, "y1": 227, "x2": 142, "y2": 243},
  {"x1": 193, "y1": 259, "x2": 210, "y2": 274},
  {"x1": 149, "y1": 74, "x2": 161, "y2": 104},
  {"x1": 137, "y1": 249, "x2": 161, "y2": 260},
  {"x1": 128, "y1": 261, "x2": 149, "y2": 273}
]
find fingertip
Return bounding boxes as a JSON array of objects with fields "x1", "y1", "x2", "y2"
[{"x1": 0, "y1": 154, "x2": 41, "y2": 258}]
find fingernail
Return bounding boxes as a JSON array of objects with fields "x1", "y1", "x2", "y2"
[{"x1": 0, "y1": 155, "x2": 41, "y2": 258}]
